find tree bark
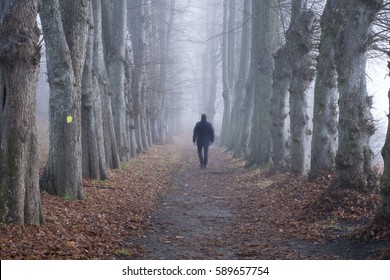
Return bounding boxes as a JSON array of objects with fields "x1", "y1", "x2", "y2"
[
  {"x1": 40, "y1": 0, "x2": 89, "y2": 199},
  {"x1": 380, "y1": 49, "x2": 390, "y2": 220},
  {"x1": 205, "y1": 2, "x2": 219, "y2": 125},
  {"x1": 335, "y1": 0, "x2": 382, "y2": 191},
  {"x1": 153, "y1": 0, "x2": 176, "y2": 144},
  {"x1": 104, "y1": 0, "x2": 130, "y2": 162},
  {"x1": 288, "y1": 2, "x2": 316, "y2": 176},
  {"x1": 128, "y1": 0, "x2": 147, "y2": 152},
  {"x1": 220, "y1": 0, "x2": 235, "y2": 146},
  {"x1": 156, "y1": 0, "x2": 169, "y2": 144},
  {"x1": 309, "y1": 0, "x2": 340, "y2": 179},
  {"x1": 144, "y1": 0, "x2": 159, "y2": 144},
  {"x1": 230, "y1": 0, "x2": 251, "y2": 153},
  {"x1": 81, "y1": 3, "x2": 108, "y2": 180},
  {"x1": 92, "y1": 0, "x2": 120, "y2": 170},
  {"x1": 247, "y1": 0, "x2": 280, "y2": 166},
  {"x1": 0, "y1": 0, "x2": 43, "y2": 225},
  {"x1": 271, "y1": 44, "x2": 291, "y2": 167},
  {"x1": 124, "y1": 47, "x2": 139, "y2": 157}
]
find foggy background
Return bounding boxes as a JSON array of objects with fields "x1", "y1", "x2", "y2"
[{"x1": 35, "y1": 0, "x2": 390, "y2": 165}]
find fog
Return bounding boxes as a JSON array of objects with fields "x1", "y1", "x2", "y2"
[
  {"x1": 369, "y1": 57, "x2": 390, "y2": 165},
  {"x1": 35, "y1": 0, "x2": 389, "y2": 163}
]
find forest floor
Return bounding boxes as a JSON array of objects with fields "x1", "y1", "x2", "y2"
[{"x1": 1, "y1": 135, "x2": 390, "y2": 259}]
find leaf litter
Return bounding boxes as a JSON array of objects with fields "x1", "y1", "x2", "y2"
[{"x1": 1, "y1": 138, "x2": 390, "y2": 259}]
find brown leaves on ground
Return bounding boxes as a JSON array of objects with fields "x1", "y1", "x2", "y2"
[
  {"x1": 1, "y1": 141, "x2": 389, "y2": 259},
  {"x1": 0, "y1": 145, "x2": 182, "y2": 259},
  {"x1": 211, "y1": 157, "x2": 389, "y2": 259}
]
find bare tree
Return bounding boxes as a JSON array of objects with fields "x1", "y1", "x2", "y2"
[
  {"x1": 247, "y1": 0, "x2": 280, "y2": 166},
  {"x1": 0, "y1": 0, "x2": 43, "y2": 224},
  {"x1": 288, "y1": 0, "x2": 316, "y2": 176},
  {"x1": 334, "y1": 0, "x2": 383, "y2": 191},
  {"x1": 380, "y1": 35, "x2": 390, "y2": 220},
  {"x1": 103, "y1": 0, "x2": 130, "y2": 162},
  {"x1": 202, "y1": 0, "x2": 220, "y2": 125},
  {"x1": 92, "y1": 0, "x2": 120, "y2": 170},
  {"x1": 378, "y1": 2, "x2": 390, "y2": 221},
  {"x1": 81, "y1": 2, "x2": 108, "y2": 180},
  {"x1": 230, "y1": 0, "x2": 251, "y2": 155},
  {"x1": 40, "y1": 0, "x2": 89, "y2": 199},
  {"x1": 146, "y1": 0, "x2": 177, "y2": 144},
  {"x1": 128, "y1": 0, "x2": 148, "y2": 152},
  {"x1": 309, "y1": 0, "x2": 340, "y2": 179},
  {"x1": 220, "y1": 0, "x2": 236, "y2": 146},
  {"x1": 271, "y1": 2, "x2": 292, "y2": 167}
]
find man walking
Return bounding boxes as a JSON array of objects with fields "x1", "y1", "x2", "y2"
[{"x1": 193, "y1": 114, "x2": 215, "y2": 169}]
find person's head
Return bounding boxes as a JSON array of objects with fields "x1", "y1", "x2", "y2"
[{"x1": 201, "y1": 114, "x2": 207, "y2": 121}]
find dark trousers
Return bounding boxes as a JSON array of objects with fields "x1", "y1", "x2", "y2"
[{"x1": 197, "y1": 144, "x2": 209, "y2": 168}]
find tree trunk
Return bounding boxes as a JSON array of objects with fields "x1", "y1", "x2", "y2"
[
  {"x1": 205, "y1": 2, "x2": 219, "y2": 125},
  {"x1": 380, "y1": 49, "x2": 390, "y2": 220},
  {"x1": 139, "y1": 84, "x2": 150, "y2": 149},
  {"x1": 220, "y1": 0, "x2": 235, "y2": 146},
  {"x1": 0, "y1": 0, "x2": 43, "y2": 225},
  {"x1": 40, "y1": 0, "x2": 88, "y2": 199},
  {"x1": 153, "y1": 0, "x2": 176, "y2": 144},
  {"x1": 271, "y1": 44, "x2": 291, "y2": 167},
  {"x1": 288, "y1": 2, "x2": 316, "y2": 176},
  {"x1": 128, "y1": 0, "x2": 146, "y2": 152},
  {"x1": 201, "y1": 49, "x2": 210, "y2": 114},
  {"x1": 104, "y1": 0, "x2": 130, "y2": 162},
  {"x1": 334, "y1": 0, "x2": 382, "y2": 191},
  {"x1": 230, "y1": 0, "x2": 251, "y2": 153},
  {"x1": 155, "y1": 0, "x2": 169, "y2": 144},
  {"x1": 143, "y1": 0, "x2": 159, "y2": 145},
  {"x1": 92, "y1": 0, "x2": 120, "y2": 170},
  {"x1": 247, "y1": 0, "x2": 280, "y2": 166},
  {"x1": 309, "y1": 0, "x2": 340, "y2": 179},
  {"x1": 207, "y1": 43, "x2": 218, "y2": 125},
  {"x1": 124, "y1": 47, "x2": 139, "y2": 157},
  {"x1": 81, "y1": 3, "x2": 108, "y2": 180}
]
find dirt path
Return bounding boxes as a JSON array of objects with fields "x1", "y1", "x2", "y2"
[
  {"x1": 3, "y1": 137, "x2": 389, "y2": 260},
  {"x1": 131, "y1": 141, "x2": 390, "y2": 260},
  {"x1": 133, "y1": 143, "x2": 241, "y2": 259}
]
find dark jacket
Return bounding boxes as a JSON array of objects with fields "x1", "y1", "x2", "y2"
[{"x1": 193, "y1": 120, "x2": 215, "y2": 147}]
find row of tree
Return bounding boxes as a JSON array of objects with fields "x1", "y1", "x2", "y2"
[
  {"x1": 210, "y1": 0, "x2": 390, "y2": 219},
  {"x1": 0, "y1": 0, "x2": 181, "y2": 225},
  {"x1": 2, "y1": 0, "x2": 390, "y2": 226}
]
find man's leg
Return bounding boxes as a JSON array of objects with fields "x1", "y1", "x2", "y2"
[
  {"x1": 197, "y1": 145, "x2": 204, "y2": 168},
  {"x1": 203, "y1": 145, "x2": 209, "y2": 168}
]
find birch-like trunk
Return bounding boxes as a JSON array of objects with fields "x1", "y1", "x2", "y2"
[
  {"x1": 309, "y1": 0, "x2": 340, "y2": 179},
  {"x1": 271, "y1": 44, "x2": 291, "y2": 167},
  {"x1": 335, "y1": 0, "x2": 382, "y2": 191},
  {"x1": 288, "y1": 2, "x2": 316, "y2": 176}
]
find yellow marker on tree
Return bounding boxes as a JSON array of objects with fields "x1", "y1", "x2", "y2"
[{"x1": 66, "y1": 115, "x2": 73, "y2": 123}]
